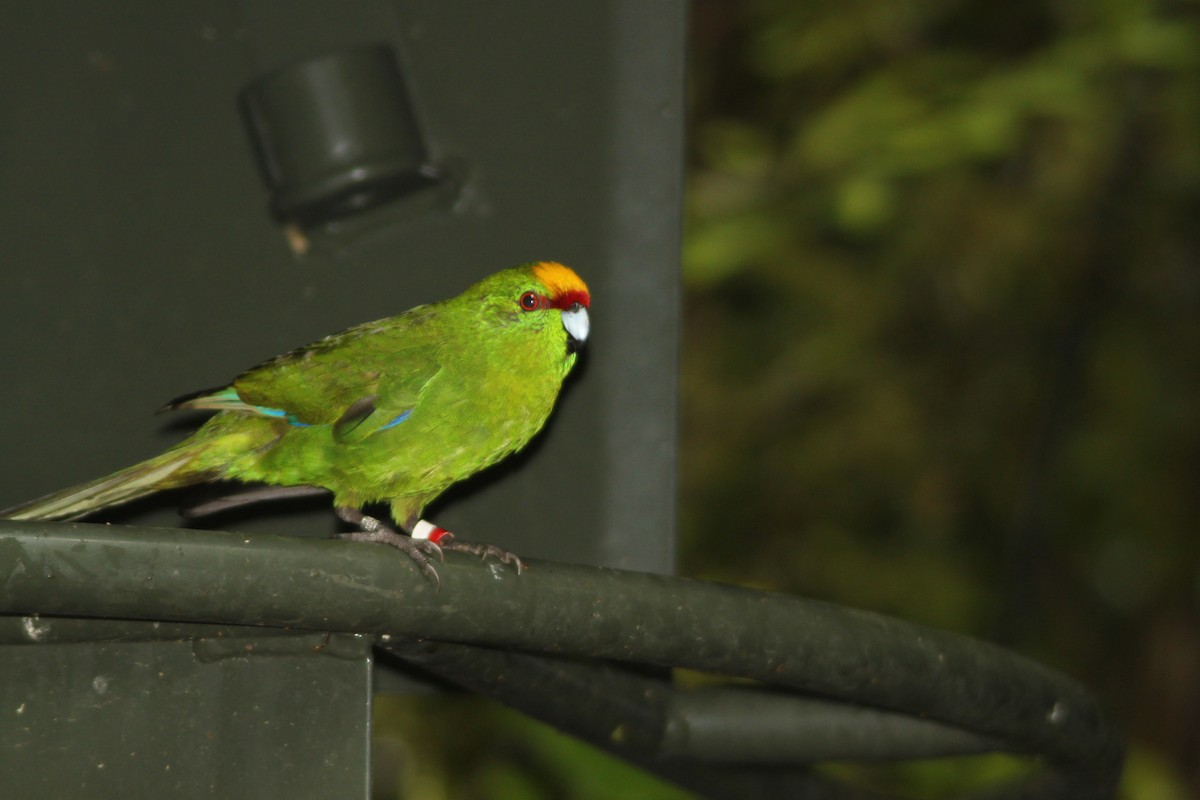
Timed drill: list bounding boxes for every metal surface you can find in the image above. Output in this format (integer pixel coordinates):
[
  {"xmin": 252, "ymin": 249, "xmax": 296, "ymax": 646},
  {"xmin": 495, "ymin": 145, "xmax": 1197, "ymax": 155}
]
[
  {"xmin": 0, "ymin": 0, "xmax": 682, "ymax": 573},
  {"xmin": 0, "ymin": 5, "xmax": 682, "ymax": 792},
  {"xmin": 240, "ymin": 43, "xmax": 438, "ymax": 225},
  {"xmin": 0, "ymin": 629, "xmax": 372, "ymax": 799},
  {"xmin": 0, "ymin": 521, "xmax": 1123, "ymax": 798}
]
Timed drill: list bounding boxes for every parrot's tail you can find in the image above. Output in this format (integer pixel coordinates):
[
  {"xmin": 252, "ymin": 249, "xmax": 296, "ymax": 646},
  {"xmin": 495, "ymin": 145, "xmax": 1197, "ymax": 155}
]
[{"xmin": 0, "ymin": 448, "xmax": 205, "ymax": 521}]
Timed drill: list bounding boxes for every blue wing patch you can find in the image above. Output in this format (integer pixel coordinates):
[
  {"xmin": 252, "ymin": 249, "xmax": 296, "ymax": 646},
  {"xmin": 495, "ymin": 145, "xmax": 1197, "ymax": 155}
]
[
  {"xmin": 378, "ymin": 409, "xmax": 412, "ymax": 431},
  {"xmin": 250, "ymin": 404, "xmax": 311, "ymax": 427}
]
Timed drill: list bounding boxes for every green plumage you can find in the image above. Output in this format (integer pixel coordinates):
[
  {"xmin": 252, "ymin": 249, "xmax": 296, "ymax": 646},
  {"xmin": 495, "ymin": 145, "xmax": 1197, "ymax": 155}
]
[{"xmin": 3, "ymin": 262, "xmax": 590, "ymax": 538}]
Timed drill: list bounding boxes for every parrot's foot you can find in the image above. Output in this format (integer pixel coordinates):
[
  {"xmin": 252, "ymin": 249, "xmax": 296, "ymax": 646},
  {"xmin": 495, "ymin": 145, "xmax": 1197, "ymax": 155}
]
[
  {"xmin": 335, "ymin": 508, "xmax": 445, "ymax": 589},
  {"xmin": 412, "ymin": 520, "xmax": 524, "ymax": 575}
]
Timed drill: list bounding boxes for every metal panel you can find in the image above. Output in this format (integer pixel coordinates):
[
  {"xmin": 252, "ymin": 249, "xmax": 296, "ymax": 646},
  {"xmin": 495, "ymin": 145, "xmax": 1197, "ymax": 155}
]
[
  {"xmin": 0, "ymin": 0, "xmax": 684, "ymax": 571},
  {"xmin": 0, "ymin": 2, "xmax": 684, "ymax": 794},
  {"xmin": 0, "ymin": 632, "xmax": 373, "ymax": 799}
]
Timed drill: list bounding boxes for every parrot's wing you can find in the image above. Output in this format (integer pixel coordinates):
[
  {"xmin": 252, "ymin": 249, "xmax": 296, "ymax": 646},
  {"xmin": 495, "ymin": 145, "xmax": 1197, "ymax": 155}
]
[
  {"xmin": 167, "ymin": 307, "xmax": 442, "ymax": 438},
  {"xmin": 328, "ymin": 393, "xmax": 419, "ymax": 444}
]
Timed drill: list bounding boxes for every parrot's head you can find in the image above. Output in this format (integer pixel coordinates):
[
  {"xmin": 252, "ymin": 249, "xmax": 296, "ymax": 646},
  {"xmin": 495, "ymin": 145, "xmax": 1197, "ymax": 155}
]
[
  {"xmin": 527, "ymin": 261, "xmax": 590, "ymax": 354},
  {"xmin": 469, "ymin": 262, "xmax": 591, "ymax": 363}
]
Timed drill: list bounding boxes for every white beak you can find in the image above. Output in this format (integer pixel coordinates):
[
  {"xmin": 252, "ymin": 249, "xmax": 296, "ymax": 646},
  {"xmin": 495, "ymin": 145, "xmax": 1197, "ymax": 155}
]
[{"xmin": 561, "ymin": 303, "xmax": 589, "ymax": 349}]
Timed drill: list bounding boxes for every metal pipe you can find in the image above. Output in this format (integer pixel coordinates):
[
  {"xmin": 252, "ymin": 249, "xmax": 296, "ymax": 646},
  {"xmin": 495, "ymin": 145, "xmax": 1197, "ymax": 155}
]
[{"xmin": 0, "ymin": 521, "xmax": 1122, "ymax": 796}]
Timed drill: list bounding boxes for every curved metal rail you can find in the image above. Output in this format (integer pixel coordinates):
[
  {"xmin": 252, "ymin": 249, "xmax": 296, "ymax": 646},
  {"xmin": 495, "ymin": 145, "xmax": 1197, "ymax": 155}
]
[{"xmin": 0, "ymin": 521, "xmax": 1122, "ymax": 798}]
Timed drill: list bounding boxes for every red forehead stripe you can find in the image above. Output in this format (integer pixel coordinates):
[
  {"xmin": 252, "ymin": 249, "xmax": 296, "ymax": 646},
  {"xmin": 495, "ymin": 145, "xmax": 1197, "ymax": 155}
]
[
  {"xmin": 552, "ymin": 289, "xmax": 590, "ymax": 309},
  {"xmin": 531, "ymin": 261, "xmax": 590, "ymax": 307}
]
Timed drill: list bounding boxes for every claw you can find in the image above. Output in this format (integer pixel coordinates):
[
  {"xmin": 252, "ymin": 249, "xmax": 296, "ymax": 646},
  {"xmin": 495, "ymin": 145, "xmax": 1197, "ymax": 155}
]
[
  {"xmin": 433, "ymin": 531, "xmax": 525, "ymax": 575},
  {"xmin": 335, "ymin": 508, "xmax": 446, "ymax": 589},
  {"xmin": 335, "ymin": 509, "xmax": 524, "ymax": 587}
]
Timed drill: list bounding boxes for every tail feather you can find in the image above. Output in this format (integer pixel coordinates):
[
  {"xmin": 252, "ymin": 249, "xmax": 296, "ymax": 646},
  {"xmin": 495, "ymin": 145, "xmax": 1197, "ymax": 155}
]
[{"xmin": 1, "ymin": 450, "xmax": 200, "ymax": 521}]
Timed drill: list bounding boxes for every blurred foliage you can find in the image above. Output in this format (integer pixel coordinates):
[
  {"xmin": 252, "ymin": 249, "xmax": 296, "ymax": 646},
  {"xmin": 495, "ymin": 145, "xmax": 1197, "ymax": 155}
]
[
  {"xmin": 372, "ymin": 692, "xmax": 692, "ymax": 800},
  {"xmin": 683, "ymin": 0, "xmax": 1200, "ymax": 796},
  {"xmin": 820, "ymin": 753, "xmax": 1033, "ymax": 797}
]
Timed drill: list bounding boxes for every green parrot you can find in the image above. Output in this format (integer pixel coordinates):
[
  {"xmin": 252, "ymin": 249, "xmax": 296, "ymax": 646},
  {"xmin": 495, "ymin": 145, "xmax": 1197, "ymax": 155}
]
[{"xmin": 1, "ymin": 261, "xmax": 591, "ymax": 585}]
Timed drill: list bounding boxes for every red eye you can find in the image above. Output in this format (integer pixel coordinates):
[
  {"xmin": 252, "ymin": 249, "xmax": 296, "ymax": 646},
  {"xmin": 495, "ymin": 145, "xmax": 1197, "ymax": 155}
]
[{"xmin": 519, "ymin": 291, "xmax": 540, "ymax": 311}]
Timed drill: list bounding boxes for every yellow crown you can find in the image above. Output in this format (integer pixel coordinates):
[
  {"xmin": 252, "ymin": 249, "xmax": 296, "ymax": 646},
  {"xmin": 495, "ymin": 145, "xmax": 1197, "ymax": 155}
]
[{"xmin": 532, "ymin": 261, "xmax": 590, "ymax": 306}]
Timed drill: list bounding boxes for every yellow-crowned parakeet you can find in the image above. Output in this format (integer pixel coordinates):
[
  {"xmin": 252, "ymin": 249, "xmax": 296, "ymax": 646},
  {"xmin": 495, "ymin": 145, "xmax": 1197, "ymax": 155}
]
[{"xmin": 2, "ymin": 261, "xmax": 591, "ymax": 584}]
